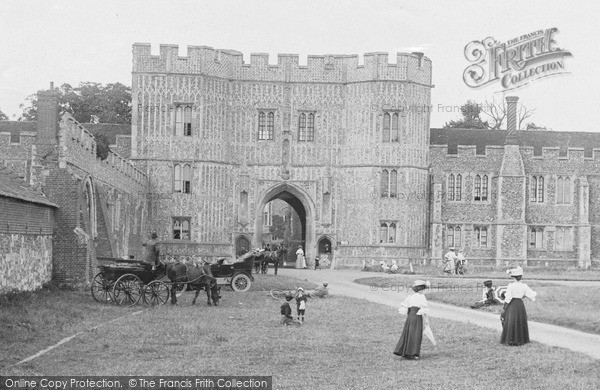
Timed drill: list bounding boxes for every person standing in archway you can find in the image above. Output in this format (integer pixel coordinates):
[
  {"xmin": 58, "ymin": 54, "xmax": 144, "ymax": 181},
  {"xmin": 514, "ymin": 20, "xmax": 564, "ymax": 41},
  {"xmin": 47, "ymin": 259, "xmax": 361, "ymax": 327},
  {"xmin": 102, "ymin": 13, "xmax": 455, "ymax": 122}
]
[{"xmin": 296, "ymin": 245, "xmax": 306, "ymax": 269}]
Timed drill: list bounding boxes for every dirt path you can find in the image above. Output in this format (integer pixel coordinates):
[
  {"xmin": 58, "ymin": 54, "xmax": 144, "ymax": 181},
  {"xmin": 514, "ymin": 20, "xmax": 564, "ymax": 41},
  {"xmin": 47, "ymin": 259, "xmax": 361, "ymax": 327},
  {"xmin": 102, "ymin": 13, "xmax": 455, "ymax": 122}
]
[{"xmin": 279, "ymin": 268, "xmax": 600, "ymax": 360}]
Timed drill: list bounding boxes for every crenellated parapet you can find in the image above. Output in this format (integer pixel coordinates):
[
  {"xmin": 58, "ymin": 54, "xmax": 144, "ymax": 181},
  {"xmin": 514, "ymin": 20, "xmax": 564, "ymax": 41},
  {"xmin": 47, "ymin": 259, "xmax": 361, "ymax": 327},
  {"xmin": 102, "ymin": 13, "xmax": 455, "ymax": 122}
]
[
  {"xmin": 59, "ymin": 114, "xmax": 147, "ymax": 187},
  {"xmin": 132, "ymin": 43, "xmax": 432, "ymax": 85}
]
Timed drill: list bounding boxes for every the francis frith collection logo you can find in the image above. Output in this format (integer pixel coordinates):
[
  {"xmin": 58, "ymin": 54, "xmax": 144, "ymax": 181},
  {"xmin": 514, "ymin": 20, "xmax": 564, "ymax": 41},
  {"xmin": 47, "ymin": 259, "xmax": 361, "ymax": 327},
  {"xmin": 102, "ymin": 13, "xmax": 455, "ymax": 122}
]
[{"xmin": 463, "ymin": 28, "xmax": 572, "ymax": 91}]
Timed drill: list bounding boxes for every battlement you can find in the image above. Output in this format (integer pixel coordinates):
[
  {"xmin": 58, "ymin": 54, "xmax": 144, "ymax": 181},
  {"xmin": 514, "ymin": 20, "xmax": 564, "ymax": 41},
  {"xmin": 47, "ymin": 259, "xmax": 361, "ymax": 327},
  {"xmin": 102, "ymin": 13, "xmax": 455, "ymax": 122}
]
[
  {"xmin": 132, "ymin": 43, "xmax": 432, "ymax": 85},
  {"xmin": 60, "ymin": 114, "xmax": 147, "ymax": 186}
]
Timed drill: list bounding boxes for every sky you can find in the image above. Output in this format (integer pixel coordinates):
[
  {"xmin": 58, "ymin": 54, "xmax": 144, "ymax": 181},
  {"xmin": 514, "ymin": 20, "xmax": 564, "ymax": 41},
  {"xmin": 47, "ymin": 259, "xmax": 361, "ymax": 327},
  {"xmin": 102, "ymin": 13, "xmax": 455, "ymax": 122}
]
[{"xmin": 1, "ymin": 0, "xmax": 599, "ymax": 131}]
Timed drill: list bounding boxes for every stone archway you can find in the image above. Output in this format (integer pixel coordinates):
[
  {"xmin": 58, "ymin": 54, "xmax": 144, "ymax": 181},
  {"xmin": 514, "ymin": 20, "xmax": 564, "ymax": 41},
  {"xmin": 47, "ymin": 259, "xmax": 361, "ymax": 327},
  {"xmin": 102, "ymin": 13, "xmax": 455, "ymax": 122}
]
[{"xmin": 253, "ymin": 183, "xmax": 317, "ymax": 265}]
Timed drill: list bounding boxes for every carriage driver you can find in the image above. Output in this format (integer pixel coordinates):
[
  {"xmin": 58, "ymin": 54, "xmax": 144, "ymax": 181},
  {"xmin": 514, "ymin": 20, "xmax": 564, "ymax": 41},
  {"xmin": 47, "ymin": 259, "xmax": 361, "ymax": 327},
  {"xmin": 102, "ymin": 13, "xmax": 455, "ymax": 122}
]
[{"xmin": 142, "ymin": 232, "xmax": 160, "ymax": 270}]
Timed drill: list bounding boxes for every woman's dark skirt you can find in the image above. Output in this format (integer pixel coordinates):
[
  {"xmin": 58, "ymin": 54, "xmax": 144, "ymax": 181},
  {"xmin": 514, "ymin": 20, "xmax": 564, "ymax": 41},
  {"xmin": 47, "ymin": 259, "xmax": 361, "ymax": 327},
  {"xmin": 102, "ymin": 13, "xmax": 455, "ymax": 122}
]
[
  {"xmin": 500, "ymin": 298, "xmax": 530, "ymax": 346},
  {"xmin": 393, "ymin": 307, "xmax": 423, "ymax": 357}
]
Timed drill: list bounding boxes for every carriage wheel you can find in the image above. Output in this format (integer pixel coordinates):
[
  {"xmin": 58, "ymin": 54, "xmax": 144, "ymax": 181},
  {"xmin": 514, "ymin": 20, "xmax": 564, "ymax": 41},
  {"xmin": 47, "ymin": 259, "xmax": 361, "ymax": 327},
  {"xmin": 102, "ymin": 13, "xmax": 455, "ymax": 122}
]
[
  {"xmin": 112, "ymin": 274, "xmax": 143, "ymax": 306},
  {"xmin": 231, "ymin": 273, "xmax": 251, "ymax": 292},
  {"xmin": 91, "ymin": 272, "xmax": 113, "ymax": 303},
  {"xmin": 143, "ymin": 281, "xmax": 170, "ymax": 307}
]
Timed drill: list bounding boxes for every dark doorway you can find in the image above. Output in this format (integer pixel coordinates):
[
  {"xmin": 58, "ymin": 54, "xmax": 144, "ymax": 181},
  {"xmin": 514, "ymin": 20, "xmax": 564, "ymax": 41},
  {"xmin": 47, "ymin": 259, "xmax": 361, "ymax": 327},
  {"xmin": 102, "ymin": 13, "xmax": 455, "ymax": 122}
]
[
  {"xmin": 318, "ymin": 237, "xmax": 333, "ymax": 268},
  {"xmin": 235, "ymin": 236, "xmax": 250, "ymax": 256}
]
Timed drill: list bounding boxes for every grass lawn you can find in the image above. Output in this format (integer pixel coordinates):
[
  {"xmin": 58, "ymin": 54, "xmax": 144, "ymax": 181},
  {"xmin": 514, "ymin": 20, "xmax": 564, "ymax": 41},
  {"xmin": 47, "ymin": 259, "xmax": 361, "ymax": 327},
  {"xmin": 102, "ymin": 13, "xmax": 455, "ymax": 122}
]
[
  {"xmin": 356, "ymin": 276, "xmax": 600, "ymax": 335},
  {"xmin": 1, "ymin": 274, "xmax": 599, "ymax": 389}
]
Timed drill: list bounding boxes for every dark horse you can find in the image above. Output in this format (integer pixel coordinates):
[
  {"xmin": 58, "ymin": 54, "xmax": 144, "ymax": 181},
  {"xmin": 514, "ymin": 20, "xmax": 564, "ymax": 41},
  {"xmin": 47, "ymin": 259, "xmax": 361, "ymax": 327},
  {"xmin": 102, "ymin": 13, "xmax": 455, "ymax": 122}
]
[
  {"xmin": 254, "ymin": 247, "xmax": 286, "ymax": 275},
  {"xmin": 166, "ymin": 262, "xmax": 219, "ymax": 306}
]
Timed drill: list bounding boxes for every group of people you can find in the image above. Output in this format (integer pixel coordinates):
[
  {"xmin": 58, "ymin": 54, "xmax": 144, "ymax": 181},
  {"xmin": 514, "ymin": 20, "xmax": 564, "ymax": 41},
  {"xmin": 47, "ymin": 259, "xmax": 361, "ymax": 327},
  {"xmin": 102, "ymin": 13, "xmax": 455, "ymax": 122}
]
[
  {"xmin": 279, "ymin": 282, "xmax": 329, "ymax": 326},
  {"xmin": 380, "ymin": 260, "xmax": 399, "ymax": 273},
  {"xmin": 393, "ymin": 266, "xmax": 537, "ymax": 360},
  {"xmin": 443, "ymin": 247, "xmax": 466, "ymax": 274}
]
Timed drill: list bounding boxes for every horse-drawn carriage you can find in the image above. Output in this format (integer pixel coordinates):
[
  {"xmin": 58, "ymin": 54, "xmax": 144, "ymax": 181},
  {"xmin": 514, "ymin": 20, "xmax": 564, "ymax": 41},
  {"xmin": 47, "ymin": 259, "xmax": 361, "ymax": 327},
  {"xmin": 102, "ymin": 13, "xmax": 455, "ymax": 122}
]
[
  {"xmin": 252, "ymin": 247, "xmax": 285, "ymax": 274},
  {"xmin": 91, "ymin": 253, "xmax": 256, "ymax": 306},
  {"xmin": 90, "ymin": 257, "xmax": 171, "ymax": 306}
]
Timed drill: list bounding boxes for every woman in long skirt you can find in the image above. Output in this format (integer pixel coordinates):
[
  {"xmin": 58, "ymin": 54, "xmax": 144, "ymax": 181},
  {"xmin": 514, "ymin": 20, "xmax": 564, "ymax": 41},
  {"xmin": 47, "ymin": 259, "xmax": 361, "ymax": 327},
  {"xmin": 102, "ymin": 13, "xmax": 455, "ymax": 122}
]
[
  {"xmin": 394, "ymin": 280, "xmax": 430, "ymax": 359},
  {"xmin": 500, "ymin": 266, "xmax": 537, "ymax": 346},
  {"xmin": 295, "ymin": 245, "xmax": 306, "ymax": 269}
]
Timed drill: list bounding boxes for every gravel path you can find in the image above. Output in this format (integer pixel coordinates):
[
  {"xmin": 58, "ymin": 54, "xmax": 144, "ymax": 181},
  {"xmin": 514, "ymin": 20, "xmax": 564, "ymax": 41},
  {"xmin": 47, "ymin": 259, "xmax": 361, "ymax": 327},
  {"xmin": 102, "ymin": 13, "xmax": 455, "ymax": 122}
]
[{"xmin": 279, "ymin": 268, "xmax": 600, "ymax": 360}]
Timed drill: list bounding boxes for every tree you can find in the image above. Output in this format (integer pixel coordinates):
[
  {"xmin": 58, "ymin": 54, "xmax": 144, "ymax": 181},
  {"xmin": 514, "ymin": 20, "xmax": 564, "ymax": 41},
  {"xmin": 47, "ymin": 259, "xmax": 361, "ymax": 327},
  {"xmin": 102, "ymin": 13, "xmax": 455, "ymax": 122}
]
[
  {"xmin": 93, "ymin": 131, "xmax": 111, "ymax": 160},
  {"xmin": 19, "ymin": 82, "xmax": 131, "ymax": 123},
  {"xmin": 0, "ymin": 108, "xmax": 8, "ymax": 121},
  {"xmin": 444, "ymin": 98, "xmax": 535, "ymax": 130},
  {"xmin": 443, "ymin": 100, "xmax": 489, "ymax": 129},
  {"xmin": 480, "ymin": 96, "xmax": 535, "ymax": 130}
]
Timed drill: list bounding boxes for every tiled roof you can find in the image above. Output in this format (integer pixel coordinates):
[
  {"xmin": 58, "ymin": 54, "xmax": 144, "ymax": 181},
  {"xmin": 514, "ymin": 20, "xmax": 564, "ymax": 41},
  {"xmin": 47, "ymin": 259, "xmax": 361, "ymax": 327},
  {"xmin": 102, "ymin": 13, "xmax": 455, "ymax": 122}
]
[
  {"xmin": 0, "ymin": 165, "xmax": 57, "ymax": 208},
  {"xmin": 430, "ymin": 128, "xmax": 600, "ymax": 155},
  {"xmin": 83, "ymin": 123, "xmax": 131, "ymax": 144},
  {"xmin": 0, "ymin": 121, "xmax": 37, "ymax": 142}
]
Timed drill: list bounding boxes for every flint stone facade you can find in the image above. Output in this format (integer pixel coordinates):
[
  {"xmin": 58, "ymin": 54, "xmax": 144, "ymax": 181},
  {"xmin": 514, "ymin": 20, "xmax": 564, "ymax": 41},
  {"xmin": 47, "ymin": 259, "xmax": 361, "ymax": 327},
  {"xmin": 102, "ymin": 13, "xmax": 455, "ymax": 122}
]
[{"xmin": 131, "ymin": 44, "xmax": 433, "ymax": 267}]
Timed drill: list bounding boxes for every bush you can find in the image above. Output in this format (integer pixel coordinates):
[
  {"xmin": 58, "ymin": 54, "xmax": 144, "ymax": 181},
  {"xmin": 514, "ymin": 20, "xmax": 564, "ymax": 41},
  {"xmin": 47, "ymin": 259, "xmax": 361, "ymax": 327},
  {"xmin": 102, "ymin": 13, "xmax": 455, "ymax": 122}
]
[{"xmin": 93, "ymin": 132, "xmax": 111, "ymax": 160}]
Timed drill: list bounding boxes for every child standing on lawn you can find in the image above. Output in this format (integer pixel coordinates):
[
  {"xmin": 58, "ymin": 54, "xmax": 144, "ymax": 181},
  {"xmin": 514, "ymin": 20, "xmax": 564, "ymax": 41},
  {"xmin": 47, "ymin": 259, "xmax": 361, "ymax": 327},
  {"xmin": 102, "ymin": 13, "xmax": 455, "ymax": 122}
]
[{"xmin": 296, "ymin": 287, "xmax": 308, "ymax": 322}]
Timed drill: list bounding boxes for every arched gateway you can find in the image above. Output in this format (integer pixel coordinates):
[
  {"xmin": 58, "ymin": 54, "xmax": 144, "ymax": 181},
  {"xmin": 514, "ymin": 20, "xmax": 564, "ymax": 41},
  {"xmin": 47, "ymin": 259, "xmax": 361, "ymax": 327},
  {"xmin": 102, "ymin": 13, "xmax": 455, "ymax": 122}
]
[{"xmin": 253, "ymin": 183, "xmax": 317, "ymax": 264}]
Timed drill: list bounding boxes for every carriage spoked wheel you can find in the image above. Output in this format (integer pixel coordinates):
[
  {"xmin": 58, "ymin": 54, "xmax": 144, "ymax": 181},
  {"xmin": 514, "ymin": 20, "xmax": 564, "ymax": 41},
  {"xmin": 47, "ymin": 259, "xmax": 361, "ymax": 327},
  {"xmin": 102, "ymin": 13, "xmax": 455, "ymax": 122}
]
[
  {"xmin": 112, "ymin": 274, "xmax": 144, "ymax": 306},
  {"xmin": 260, "ymin": 263, "xmax": 269, "ymax": 275},
  {"xmin": 231, "ymin": 273, "xmax": 252, "ymax": 292},
  {"xmin": 91, "ymin": 272, "xmax": 113, "ymax": 303},
  {"xmin": 143, "ymin": 281, "xmax": 170, "ymax": 307}
]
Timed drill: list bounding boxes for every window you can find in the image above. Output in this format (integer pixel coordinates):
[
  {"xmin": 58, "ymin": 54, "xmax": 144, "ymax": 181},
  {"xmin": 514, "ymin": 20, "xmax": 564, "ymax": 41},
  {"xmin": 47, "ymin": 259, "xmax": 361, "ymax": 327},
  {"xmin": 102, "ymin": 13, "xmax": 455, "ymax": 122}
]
[
  {"xmin": 379, "ymin": 221, "xmax": 397, "ymax": 244},
  {"xmin": 382, "ymin": 112, "xmax": 400, "ymax": 142},
  {"xmin": 298, "ymin": 113, "xmax": 315, "ymax": 141},
  {"xmin": 528, "ymin": 227, "xmax": 544, "ymax": 249},
  {"xmin": 173, "ymin": 164, "xmax": 191, "ymax": 193},
  {"xmin": 530, "ymin": 175, "xmax": 544, "ymax": 202},
  {"xmin": 258, "ymin": 111, "xmax": 275, "ymax": 140},
  {"xmin": 263, "ymin": 202, "xmax": 272, "ymax": 226},
  {"xmin": 447, "ymin": 174, "xmax": 462, "ymax": 201},
  {"xmin": 474, "ymin": 174, "xmax": 488, "ymax": 201},
  {"xmin": 555, "ymin": 227, "xmax": 573, "ymax": 251},
  {"xmin": 556, "ymin": 176, "xmax": 571, "ymax": 204},
  {"xmin": 380, "ymin": 169, "xmax": 398, "ymax": 197},
  {"xmin": 175, "ymin": 105, "xmax": 193, "ymax": 136},
  {"xmin": 447, "ymin": 226, "xmax": 462, "ymax": 247},
  {"xmin": 473, "ymin": 226, "xmax": 488, "ymax": 247},
  {"xmin": 173, "ymin": 217, "xmax": 191, "ymax": 240}
]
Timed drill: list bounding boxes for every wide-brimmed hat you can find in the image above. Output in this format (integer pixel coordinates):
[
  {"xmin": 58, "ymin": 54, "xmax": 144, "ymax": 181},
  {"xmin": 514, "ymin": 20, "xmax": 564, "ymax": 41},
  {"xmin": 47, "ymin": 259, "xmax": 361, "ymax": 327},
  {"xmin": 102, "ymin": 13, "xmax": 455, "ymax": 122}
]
[
  {"xmin": 413, "ymin": 280, "xmax": 431, "ymax": 288},
  {"xmin": 323, "ymin": 282, "xmax": 328, "ymax": 286},
  {"xmin": 297, "ymin": 287, "xmax": 304, "ymax": 291},
  {"xmin": 506, "ymin": 266, "xmax": 523, "ymax": 277},
  {"xmin": 483, "ymin": 280, "xmax": 493, "ymax": 287}
]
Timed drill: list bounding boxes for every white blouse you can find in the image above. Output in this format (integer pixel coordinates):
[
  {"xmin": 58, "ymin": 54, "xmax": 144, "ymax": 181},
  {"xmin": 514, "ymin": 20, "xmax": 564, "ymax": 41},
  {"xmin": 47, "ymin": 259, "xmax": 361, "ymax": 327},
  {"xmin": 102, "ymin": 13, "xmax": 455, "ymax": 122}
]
[
  {"xmin": 505, "ymin": 281, "xmax": 537, "ymax": 303},
  {"xmin": 400, "ymin": 292, "xmax": 429, "ymax": 315}
]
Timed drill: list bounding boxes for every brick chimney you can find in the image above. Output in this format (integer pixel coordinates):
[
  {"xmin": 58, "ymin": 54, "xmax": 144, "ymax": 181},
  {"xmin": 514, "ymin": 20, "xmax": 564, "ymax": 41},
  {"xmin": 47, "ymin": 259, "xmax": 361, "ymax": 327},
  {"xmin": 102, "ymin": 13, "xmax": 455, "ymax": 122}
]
[
  {"xmin": 505, "ymin": 96, "xmax": 519, "ymax": 145},
  {"xmin": 36, "ymin": 82, "xmax": 60, "ymax": 144}
]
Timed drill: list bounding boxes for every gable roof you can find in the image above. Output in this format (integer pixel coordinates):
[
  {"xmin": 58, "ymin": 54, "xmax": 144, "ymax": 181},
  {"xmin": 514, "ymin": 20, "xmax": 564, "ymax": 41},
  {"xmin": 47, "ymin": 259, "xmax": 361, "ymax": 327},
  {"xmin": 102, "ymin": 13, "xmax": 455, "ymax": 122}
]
[{"xmin": 0, "ymin": 165, "xmax": 58, "ymax": 208}]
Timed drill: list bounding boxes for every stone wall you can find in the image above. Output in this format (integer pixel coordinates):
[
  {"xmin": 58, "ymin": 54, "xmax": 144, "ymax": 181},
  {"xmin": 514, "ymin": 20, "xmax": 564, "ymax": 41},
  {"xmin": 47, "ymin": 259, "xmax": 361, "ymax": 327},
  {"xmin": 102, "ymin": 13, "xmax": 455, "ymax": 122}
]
[
  {"xmin": 131, "ymin": 45, "xmax": 432, "ymax": 268},
  {"xmin": 430, "ymin": 138, "xmax": 599, "ymax": 267},
  {"xmin": 0, "ymin": 233, "xmax": 52, "ymax": 292}
]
